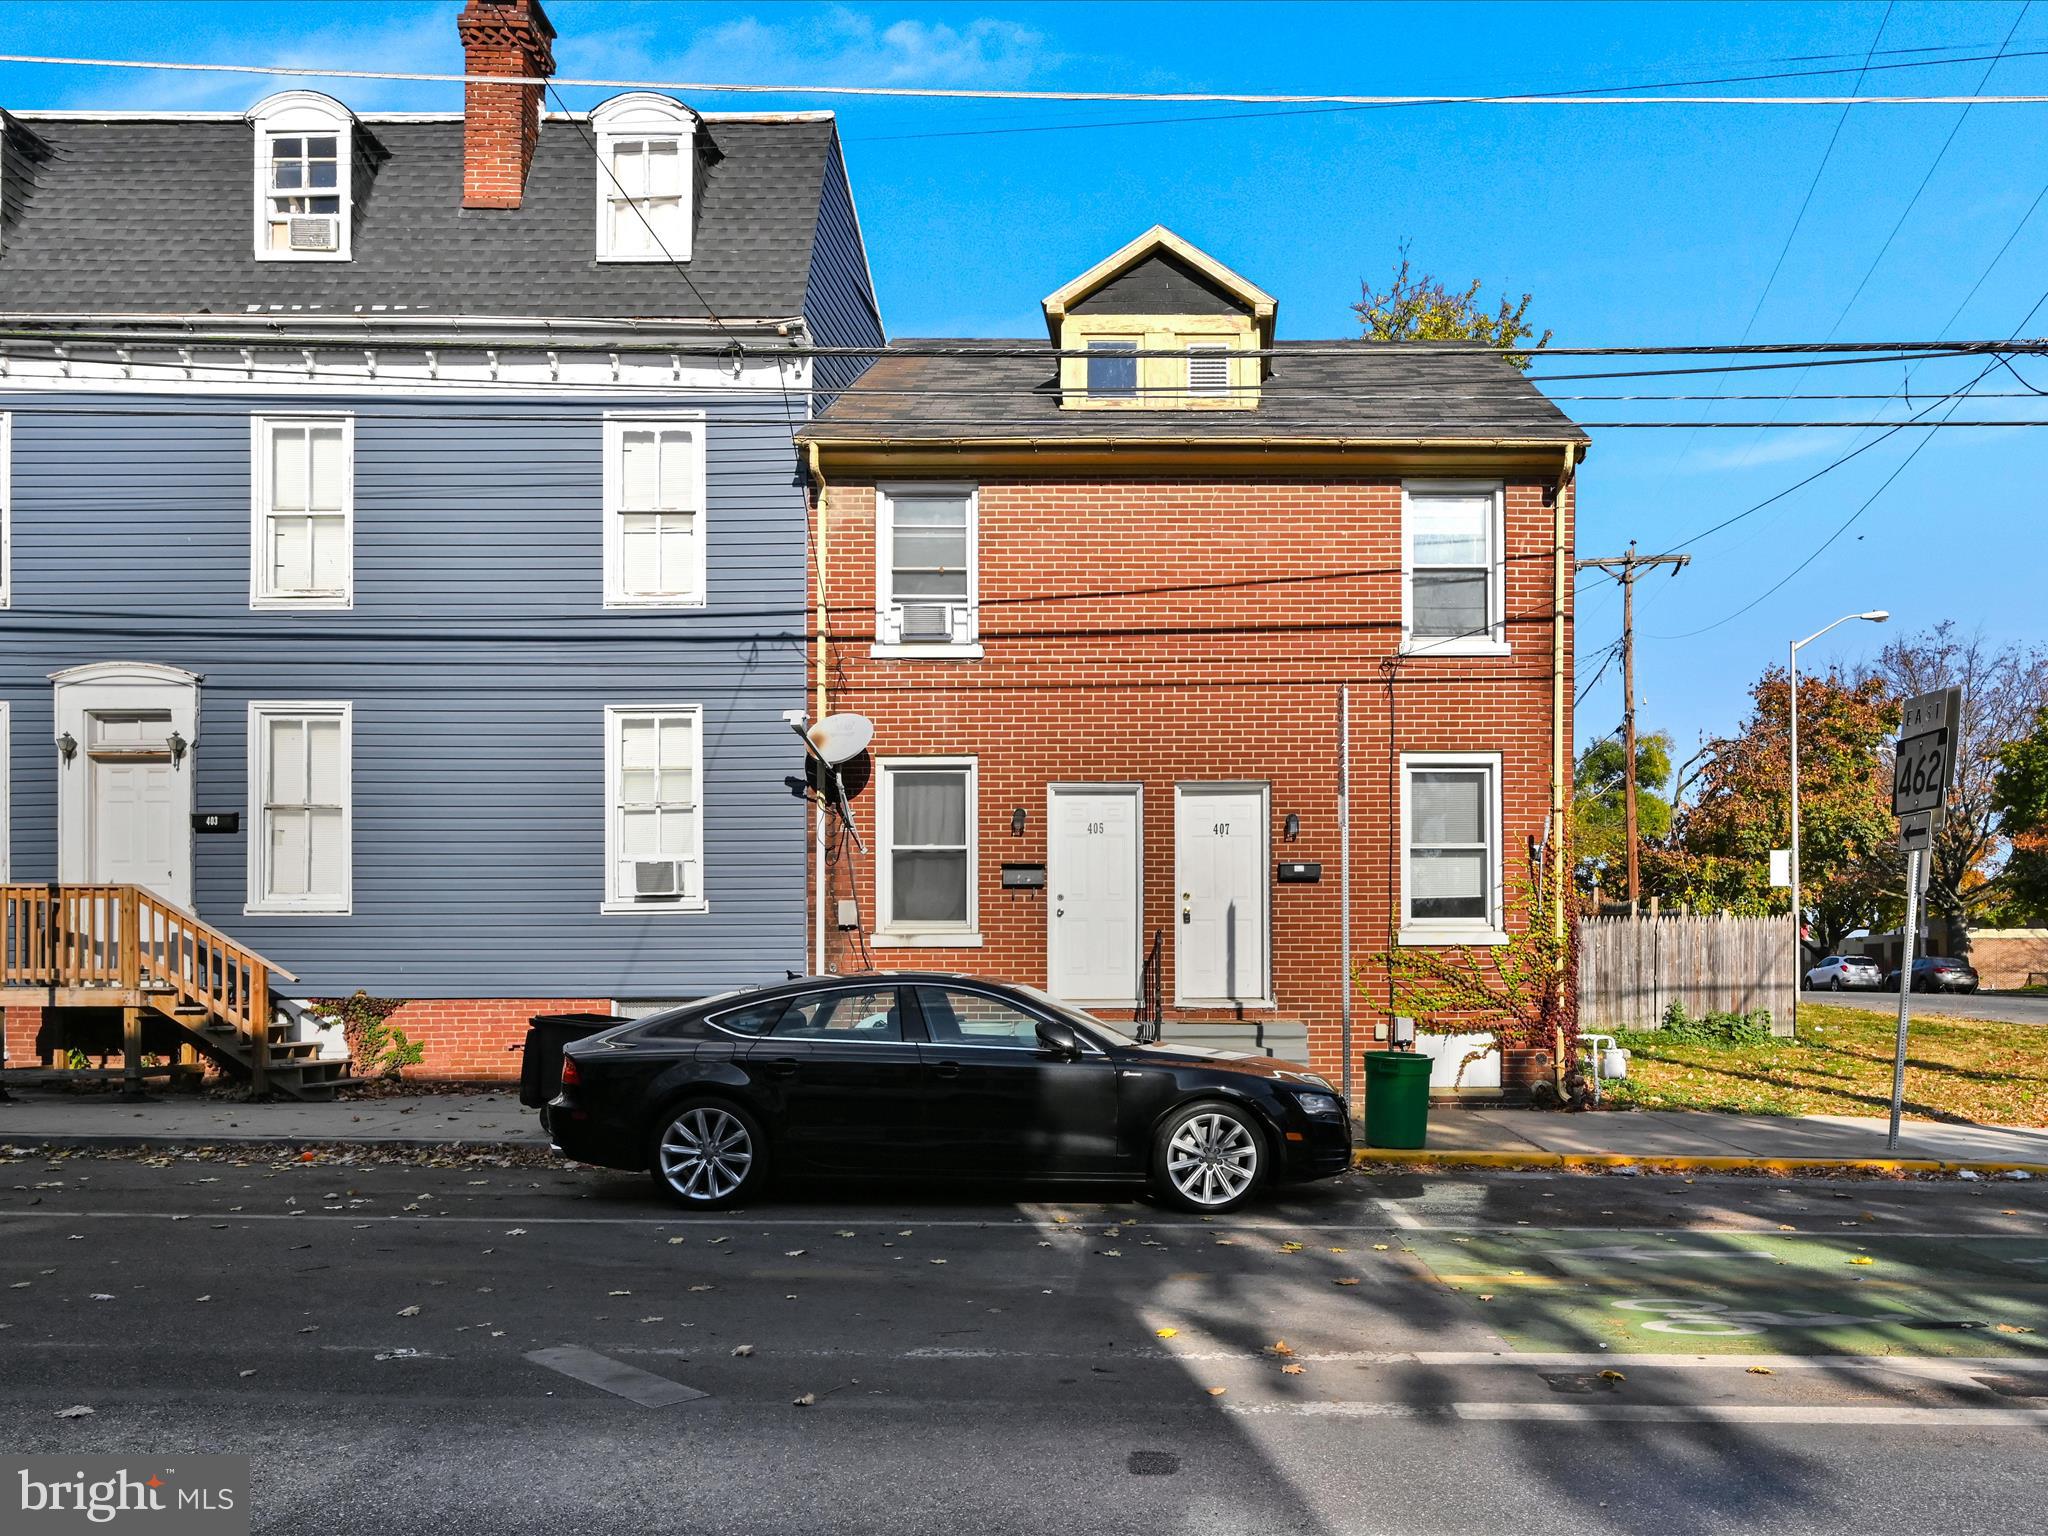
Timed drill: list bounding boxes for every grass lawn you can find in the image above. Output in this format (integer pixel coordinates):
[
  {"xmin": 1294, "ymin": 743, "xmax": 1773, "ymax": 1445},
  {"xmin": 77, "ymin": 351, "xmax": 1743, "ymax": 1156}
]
[{"xmin": 1602, "ymin": 1003, "xmax": 2048, "ymax": 1126}]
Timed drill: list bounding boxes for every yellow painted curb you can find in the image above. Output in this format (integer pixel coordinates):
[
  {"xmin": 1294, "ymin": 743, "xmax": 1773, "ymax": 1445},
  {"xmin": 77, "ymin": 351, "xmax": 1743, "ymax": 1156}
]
[{"xmin": 1351, "ymin": 1148, "xmax": 2048, "ymax": 1177}]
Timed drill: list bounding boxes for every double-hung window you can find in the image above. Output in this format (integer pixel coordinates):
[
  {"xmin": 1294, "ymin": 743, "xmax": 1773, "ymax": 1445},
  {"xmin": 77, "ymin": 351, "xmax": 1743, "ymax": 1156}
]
[
  {"xmin": 1086, "ymin": 340, "xmax": 1140, "ymax": 399},
  {"xmin": 876, "ymin": 758, "xmax": 978, "ymax": 943},
  {"xmin": 1399, "ymin": 752, "xmax": 1504, "ymax": 945},
  {"xmin": 247, "ymin": 703, "xmax": 352, "ymax": 914},
  {"xmin": 247, "ymin": 93, "xmax": 353, "ymax": 260},
  {"xmin": 875, "ymin": 484, "xmax": 977, "ymax": 654},
  {"xmin": 605, "ymin": 706, "xmax": 705, "ymax": 912},
  {"xmin": 604, "ymin": 417, "xmax": 706, "ymax": 606},
  {"xmin": 1403, "ymin": 481, "xmax": 1505, "ymax": 654},
  {"xmin": 251, "ymin": 415, "xmax": 352, "ymax": 608},
  {"xmin": 591, "ymin": 94, "xmax": 696, "ymax": 261}
]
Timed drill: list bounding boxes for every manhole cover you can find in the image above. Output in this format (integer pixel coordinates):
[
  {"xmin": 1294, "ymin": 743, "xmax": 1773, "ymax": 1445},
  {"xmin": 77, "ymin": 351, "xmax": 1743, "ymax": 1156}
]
[{"xmin": 1127, "ymin": 1451, "xmax": 1180, "ymax": 1476}]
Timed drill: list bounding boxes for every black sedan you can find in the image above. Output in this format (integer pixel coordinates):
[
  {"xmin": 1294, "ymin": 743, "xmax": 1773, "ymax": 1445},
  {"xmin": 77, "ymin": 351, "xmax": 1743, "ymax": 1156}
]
[
  {"xmin": 1883, "ymin": 956, "xmax": 1981, "ymax": 994},
  {"xmin": 527, "ymin": 973, "xmax": 1352, "ymax": 1213}
]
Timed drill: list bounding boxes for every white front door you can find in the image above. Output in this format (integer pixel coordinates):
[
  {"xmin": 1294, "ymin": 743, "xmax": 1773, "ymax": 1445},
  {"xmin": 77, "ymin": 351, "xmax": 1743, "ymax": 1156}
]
[
  {"xmin": 1175, "ymin": 784, "xmax": 1268, "ymax": 1005},
  {"xmin": 87, "ymin": 712, "xmax": 190, "ymax": 905},
  {"xmin": 1047, "ymin": 785, "xmax": 1142, "ymax": 1004}
]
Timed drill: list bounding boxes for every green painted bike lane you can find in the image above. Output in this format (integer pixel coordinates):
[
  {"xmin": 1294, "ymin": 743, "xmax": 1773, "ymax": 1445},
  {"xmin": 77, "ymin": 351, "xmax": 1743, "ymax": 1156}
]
[{"xmin": 1402, "ymin": 1229, "xmax": 2048, "ymax": 1357}]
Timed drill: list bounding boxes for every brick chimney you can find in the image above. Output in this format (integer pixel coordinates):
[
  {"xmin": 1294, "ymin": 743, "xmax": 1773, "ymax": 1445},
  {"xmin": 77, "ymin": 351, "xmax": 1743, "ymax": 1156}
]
[{"xmin": 457, "ymin": 0, "xmax": 556, "ymax": 209}]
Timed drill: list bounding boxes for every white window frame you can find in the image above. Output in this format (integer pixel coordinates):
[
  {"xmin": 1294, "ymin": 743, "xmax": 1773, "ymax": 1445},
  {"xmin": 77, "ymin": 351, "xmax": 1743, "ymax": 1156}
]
[
  {"xmin": 1398, "ymin": 750, "xmax": 1507, "ymax": 947},
  {"xmin": 0, "ymin": 411, "xmax": 11, "ymax": 610},
  {"xmin": 0, "ymin": 700, "xmax": 10, "ymax": 881},
  {"xmin": 872, "ymin": 482, "xmax": 981, "ymax": 660},
  {"xmin": 603, "ymin": 704, "xmax": 708, "ymax": 915},
  {"xmin": 591, "ymin": 93, "xmax": 697, "ymax": 263},
  {"xmin": 249, "ymin": 412, "xmax": 354, "ymax": 610},
  {"xmin": 245, "ymin": 700, "xmax": 353, "ymax": 916},
  {"xmin": 602, "ymin": 413, "xmax": 708, "ymax": 608},
  {"xmin": 1401, "ymin": 479, "xmax": 1508, "ymax": 657},
  {"xmin": 246, "ymin": 91, "xmax": 353, "ymax": 263},
  {"xmin": 873, "ymin": 755, "xmax": 982, "ymax": 947}
]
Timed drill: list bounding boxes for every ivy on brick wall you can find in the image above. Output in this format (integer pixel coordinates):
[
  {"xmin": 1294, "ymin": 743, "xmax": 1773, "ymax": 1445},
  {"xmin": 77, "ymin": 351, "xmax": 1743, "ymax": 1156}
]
[{"xmin": 310, "ymin": 991, "xmax": 422, "ymax": 1079}]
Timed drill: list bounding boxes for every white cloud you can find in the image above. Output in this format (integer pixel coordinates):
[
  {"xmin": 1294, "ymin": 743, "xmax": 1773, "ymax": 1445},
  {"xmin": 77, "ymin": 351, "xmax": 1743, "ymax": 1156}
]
[
  {"xmin": 558, "ymin": 6, "xmax": 1054, "ymax": 95},
  {"xmin": 1680, "ymin": 429, "xmax": 1860, "ymax": 474}
]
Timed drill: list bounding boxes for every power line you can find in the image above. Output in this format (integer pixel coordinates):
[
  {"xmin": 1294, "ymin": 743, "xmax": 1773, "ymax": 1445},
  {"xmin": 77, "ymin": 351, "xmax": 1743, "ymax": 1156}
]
[{"xmin": 7, "ymin": 51, "xmax": 2048, "ymax": 107}]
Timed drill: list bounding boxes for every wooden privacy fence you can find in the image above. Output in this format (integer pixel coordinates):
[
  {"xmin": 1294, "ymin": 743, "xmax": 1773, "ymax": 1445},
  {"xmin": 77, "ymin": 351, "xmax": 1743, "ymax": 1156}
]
[{"xmin": 1577, "ymin": 914, "xmax": 1796, "ymax": 1035}]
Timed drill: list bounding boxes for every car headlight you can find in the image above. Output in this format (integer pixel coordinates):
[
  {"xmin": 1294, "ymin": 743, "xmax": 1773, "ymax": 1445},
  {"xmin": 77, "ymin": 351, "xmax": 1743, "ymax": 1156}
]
[{"xmin": 1293, "ymin": 1091, "xmax": 1344, "ymax": 1118}]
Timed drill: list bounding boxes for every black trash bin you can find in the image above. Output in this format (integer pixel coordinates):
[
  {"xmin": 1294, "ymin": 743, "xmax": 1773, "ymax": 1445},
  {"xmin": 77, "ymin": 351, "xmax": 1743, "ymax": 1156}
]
[{"xmin": 518, "ymin": 1013, "xmax": 619, "ymax": 1108}]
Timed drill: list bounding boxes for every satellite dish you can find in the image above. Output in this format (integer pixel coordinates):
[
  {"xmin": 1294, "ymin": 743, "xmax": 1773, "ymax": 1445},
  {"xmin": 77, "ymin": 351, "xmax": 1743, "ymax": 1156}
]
[{"xmin": 805, "ymin": 713, "xmax": 874, "ymax": 767}]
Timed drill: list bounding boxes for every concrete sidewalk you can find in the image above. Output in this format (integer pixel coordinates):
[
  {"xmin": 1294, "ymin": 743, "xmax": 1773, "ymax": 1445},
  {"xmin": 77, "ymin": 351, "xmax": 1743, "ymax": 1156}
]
[
  {"xmin": 1, "ymin": 1086, "xmax": 2045, "ymax": 1169},
  {"xmin": 0, "ymin": 1088, "xmax": 546, "ymax": 1148},
  {"xmin": 1408, "ymin": 1106, "xmax": 2048, "ymax": 1168}
]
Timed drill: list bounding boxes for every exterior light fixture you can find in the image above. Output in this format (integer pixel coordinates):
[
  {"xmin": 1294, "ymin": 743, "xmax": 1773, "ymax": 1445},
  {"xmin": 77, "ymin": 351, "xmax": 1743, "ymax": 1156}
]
[
  {"xmin": 1283, "ymin": 812, "xmax": 1301, "ymax": 843},
  {"xmin": 168, "ymin": 731, "xmax": 188, "ymax": 764},
  {"xmin": 1010, "ymin": 808, "xmax": 1027, "ymax": 837},
  {"xmin": 56, "ymin": 732, "xmax": 77, "ymax": 764}
]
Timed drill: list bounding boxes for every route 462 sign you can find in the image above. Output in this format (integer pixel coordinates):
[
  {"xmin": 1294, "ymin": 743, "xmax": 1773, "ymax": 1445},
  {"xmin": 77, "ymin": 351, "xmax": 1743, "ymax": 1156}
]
[{"xmin": 1892, "ymin": 685, "xmax": 1962, "ymax": 817}]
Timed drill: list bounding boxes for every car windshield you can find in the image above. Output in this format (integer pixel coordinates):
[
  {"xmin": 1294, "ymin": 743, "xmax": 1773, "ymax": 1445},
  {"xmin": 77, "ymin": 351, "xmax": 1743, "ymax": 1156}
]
[{"xmin": 1009, "ymin": 984, "xmax": 1139, "ymax": 1047}]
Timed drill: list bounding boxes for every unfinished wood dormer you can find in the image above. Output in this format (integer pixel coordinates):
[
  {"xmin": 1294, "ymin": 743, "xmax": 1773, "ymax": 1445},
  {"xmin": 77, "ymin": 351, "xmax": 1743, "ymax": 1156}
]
[{"xmin": 1043, "ymin": 226, "xmax": 1276, "ymax": 410}]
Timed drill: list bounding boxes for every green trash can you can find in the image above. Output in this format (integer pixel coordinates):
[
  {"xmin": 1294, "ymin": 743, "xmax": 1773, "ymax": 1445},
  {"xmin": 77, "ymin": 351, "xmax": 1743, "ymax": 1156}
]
[{"xmin": 1362, "ymin": 1050, "xmax": 1433, "ymax": 1149}]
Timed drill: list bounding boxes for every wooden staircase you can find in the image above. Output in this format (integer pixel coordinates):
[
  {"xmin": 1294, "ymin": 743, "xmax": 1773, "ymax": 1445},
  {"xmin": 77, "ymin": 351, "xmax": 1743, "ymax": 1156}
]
[{"xmin": 0, "ymin": 883, "xmax": 349, "ymax": 1100}]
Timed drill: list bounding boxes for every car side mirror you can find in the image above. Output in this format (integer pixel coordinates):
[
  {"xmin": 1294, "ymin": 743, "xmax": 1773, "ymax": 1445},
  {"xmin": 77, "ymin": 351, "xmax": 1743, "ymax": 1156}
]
[{"xmin": 1034, "ymin": 1019, "xmax": 1081, "ymax": 1059}]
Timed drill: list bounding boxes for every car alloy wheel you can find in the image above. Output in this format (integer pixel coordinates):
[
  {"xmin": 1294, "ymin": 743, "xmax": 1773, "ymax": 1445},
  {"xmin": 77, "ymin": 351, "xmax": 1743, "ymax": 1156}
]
[
  {"xmin": 1162, "ymin": 1107, "xmax": 1262, "ymax": 1210},
  {"xmin": 654, "ymin": 1103, "xmax": 757, "ymax": 1206}
]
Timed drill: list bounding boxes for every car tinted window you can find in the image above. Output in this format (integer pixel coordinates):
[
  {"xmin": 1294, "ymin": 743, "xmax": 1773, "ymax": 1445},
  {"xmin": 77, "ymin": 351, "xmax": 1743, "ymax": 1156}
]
[
  {"xmin": 772, "ymin": 987, "xmax": 904, "ymax": 1042},
  {"xmin": 917, "ymin": 988, "xmax": 1042, "ymax": 1047},
  {"xmin": 704, "ymin": 999, "xmax": 791, "ymax": 1038}
]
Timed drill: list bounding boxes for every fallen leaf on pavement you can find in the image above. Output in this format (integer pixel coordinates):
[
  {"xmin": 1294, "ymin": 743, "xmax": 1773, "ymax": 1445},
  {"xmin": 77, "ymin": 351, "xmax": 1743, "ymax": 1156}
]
[
  {"xmin": 1777, "ymin": 1225, "xmax": 1797, "ymax": 1232},
  {"xmin": 1096, "ymin": 1249, "xmax": 1122, "ymax": 1258},
  {"xmin": 238, "ymin": 1370, "xmax": 257, "ymax": 1378},
  {"xmin": 732, "ymin": 1344, "xmax": 755, "ymax": 1357},
  {"xmin": 1747, "ymin": 1366, "xmax": 1774, "ymax": 1375},
  {"xmin": 793, "ymin": 1393, "xmax": 816, "ymax": 1407},
  {"xmin": 688, "ymin": 1284, "xmax": 715, "ymax": 1292},
  {"xmin": 505, "ymin": 1229, "xmax": 527, "ymax": 1237},
  {"xmin": 1156, "ymin": 1328, "xmax": 1179, "ymax": 1339},
  {"xmin": 1334, "ymin": 1278, "xmax": 1360, "ymax": 1287},
  {"xmin": 396, "ymin": 1305, "xmax": 421, "ymax": 1317},
  {"xmin": 1478, "ymin": 1294, "xmax": 1494, "ymax": 1302},
  {"xmin": 1373, "ymin": 1244, "xmax": 1390, "ymax": 1251},
  {"xmin": 1267, "ymin": 1340, "xmax": 1295, "ymax": 1357},
  {"xmin": 1599, "ymin": 1370, "xmax": 1625, "ymax": 1382},
  {"xmin": 608, "ymin": 1290, "xmax": 633, "ymax": 1297},
  {"xmin": 929, "ymin": 1258, "xmax": 948, "ymax": 1265},
  {"xmin": 668, "ymin": 1237, "xmax": 687, "ymax": 1246},
  {"xmin": 1205, "ymin": 1386, "xmax": 1227, "ymax": 1397},
  {"xmin": 1849, "ymin": 1257, "xmax": 1875, "ymax": 1266},
  {"xmin": 785, "ymin": 1250, "xmax": 807, "ymax": 1258},
  {"xmin": 1281, "ymin": 1364, "xmax": 1305, "ymax": 1376},
  {"xmin": 836, "ymin": 1231, "xmax": 856, "ymax": 1238},
  {"xmin": 1994, "ymin": 1324, "xmax": 2035, "ymax": 1334},
  {"xmin": 54, "ymin": 1405, "xmax": 94, "ymax": 1419},
  {"xmin": 1279, "ymin": 1241, "xmax": 1304, "ymax": 1254}
]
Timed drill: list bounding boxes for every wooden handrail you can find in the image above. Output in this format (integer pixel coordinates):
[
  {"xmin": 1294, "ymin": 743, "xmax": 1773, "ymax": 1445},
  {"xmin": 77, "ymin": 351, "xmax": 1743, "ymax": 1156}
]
[{"xmin": 0, "ymin": 885, "xmax": 282, "ymax": 1075}]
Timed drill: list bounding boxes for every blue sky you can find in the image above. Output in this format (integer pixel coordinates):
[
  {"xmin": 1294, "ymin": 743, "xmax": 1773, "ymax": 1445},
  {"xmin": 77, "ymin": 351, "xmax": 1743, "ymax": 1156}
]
[{"xmin": 5, "ymin": 0, "xmax": 2046, "ymax": 763}]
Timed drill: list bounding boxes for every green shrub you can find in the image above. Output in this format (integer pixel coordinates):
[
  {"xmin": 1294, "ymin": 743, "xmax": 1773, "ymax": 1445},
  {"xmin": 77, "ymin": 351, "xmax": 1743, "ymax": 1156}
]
[{"xmin": 1619, "ymin": 1000, "xmax": 1776, "ymax": 1049}]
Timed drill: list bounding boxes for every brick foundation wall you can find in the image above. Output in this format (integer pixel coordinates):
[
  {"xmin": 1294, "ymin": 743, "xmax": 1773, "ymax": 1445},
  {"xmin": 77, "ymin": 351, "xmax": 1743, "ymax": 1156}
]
[
  {"xmin": 812, "ymin": 474, "xmax": 1574, "ymax": 1086},
  {"xmin": 4, "ymin": 1006, "xmax": 45, "ymax": 1069},
  {"xmin": 379, "ymin": 997, "xmax": 611, "ymax": 1081}
]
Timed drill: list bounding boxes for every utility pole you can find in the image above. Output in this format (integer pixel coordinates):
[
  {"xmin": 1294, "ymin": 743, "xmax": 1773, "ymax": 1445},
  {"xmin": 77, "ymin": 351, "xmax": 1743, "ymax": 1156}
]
[{"xmin": 1577, "ymin": 544, "xmax": 1690, "ymax": 908}]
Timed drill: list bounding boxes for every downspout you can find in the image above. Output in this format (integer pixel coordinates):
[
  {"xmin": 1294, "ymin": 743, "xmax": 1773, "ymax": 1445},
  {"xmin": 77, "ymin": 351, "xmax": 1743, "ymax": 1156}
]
[
  {"xmin": 1552, "ymin": 447, "xmax": 1575, "ymax": 1087},
  {"xmin": 809, "ymin": 441, "xmax": 830, "ymax": 977}
]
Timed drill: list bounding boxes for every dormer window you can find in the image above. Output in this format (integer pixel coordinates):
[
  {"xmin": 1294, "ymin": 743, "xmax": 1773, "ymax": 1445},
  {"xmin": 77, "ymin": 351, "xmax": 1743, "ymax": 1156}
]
[
  {"xmin": 246, "ymin": 91, "xmax": 353, "ymax": 262},
  {"xmin": 590, "ymin": 93, "xmax": 696, "ymax": 263},
  {"xmin": 1086, "ymin": 341, "xmax": 1139, "ymax": 399}
]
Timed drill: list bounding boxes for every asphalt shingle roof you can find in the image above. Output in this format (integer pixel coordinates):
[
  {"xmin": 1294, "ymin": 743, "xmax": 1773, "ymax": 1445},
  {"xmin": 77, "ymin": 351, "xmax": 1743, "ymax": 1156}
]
[
  {"xmin": 0, "ymin": 114, "xmax": 836, "ymax": 319},
  {"xmin": 798, "ymin": 339, "xmax": 1587, "ymax": 444}
]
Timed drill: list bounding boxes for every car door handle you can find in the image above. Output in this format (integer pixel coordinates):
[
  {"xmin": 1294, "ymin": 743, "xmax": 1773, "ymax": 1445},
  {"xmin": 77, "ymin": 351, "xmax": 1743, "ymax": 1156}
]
[
  {"xmin": 930, "ymin": 1060, "xmax": 962, "ymax": 1079},
  {"xmin": 761, "ymin": 1057, "xmax": 800, "ymax": 1078}
]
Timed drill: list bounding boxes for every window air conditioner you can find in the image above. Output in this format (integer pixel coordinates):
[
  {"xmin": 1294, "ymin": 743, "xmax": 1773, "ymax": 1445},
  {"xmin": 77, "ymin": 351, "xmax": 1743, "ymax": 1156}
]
[
  {"xmin": 889, "ymin": 603, "xmax": 974, "ymax": 644},
  {"xmin": 630, "ymin": 859, "xmax": 690, "ymax": 899},
  {"xmin": 288, "ymin": 216, "xmax": 340, "ymax": 252}
]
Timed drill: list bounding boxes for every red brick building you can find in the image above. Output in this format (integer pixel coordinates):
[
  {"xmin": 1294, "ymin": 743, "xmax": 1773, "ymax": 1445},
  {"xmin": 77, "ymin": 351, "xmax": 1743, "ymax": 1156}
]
[{"xmin": 795, "ymin": 228, "xmax": 1587, "ymax": 1093}]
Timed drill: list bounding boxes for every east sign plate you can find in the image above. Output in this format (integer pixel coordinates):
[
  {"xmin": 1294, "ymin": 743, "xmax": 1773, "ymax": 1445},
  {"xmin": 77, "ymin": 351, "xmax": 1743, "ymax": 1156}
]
[{"xmin": 1892, "ymin": 686, "xmax": 1962, "ymax": 817}]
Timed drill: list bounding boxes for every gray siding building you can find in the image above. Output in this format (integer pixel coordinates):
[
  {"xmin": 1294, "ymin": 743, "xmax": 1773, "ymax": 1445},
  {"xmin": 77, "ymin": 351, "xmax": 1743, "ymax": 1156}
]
[{"xmin": 0, "ymin": 0, "xmax": 883, "ymax": 1079}]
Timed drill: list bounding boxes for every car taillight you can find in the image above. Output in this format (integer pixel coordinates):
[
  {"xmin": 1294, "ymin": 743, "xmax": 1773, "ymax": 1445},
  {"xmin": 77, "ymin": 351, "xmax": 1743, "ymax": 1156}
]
[{"xmin": 559, "ymin": 1055, "xmax": 581, "ymax": 1088}]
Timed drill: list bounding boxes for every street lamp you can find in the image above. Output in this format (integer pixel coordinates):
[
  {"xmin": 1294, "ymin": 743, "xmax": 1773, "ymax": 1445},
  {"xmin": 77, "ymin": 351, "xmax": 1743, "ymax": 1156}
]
[{"xmin": 1789, "ymin": 609, "xmax": 1889, "ymax": 1032}]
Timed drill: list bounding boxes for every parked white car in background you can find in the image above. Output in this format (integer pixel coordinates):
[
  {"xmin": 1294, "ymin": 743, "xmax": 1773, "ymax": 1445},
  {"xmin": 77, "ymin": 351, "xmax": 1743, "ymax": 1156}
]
[{"xmin": 1805, "ymin": 954, "xmax": 1884, "ymax": 990}]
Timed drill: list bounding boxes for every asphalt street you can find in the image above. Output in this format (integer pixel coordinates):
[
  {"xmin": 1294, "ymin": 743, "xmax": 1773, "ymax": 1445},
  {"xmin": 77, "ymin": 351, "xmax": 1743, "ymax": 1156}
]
[
  {"xmin": 1801, "ymin": 987, "xmax": 2048, "ymax": 1026},
  {"xmin": 5, "ymin": 1153, "xmax": 2048, "ymax": 1535}
]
